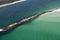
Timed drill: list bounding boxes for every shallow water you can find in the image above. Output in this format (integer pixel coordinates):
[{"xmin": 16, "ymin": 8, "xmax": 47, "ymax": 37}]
[{"xmin": 0, "ymin": 0, "xmax": 60, "ymax": 40}]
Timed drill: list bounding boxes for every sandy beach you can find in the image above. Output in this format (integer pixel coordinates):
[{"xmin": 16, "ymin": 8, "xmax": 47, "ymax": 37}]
[{"xmin": 0, "ymin": 0, "xmax": 26, "ymax": 7}]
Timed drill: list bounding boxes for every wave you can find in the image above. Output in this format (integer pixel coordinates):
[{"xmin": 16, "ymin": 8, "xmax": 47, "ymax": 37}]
[{"xmin": 0, "ymin": 0, "xmax": 26, "ymax": 7}]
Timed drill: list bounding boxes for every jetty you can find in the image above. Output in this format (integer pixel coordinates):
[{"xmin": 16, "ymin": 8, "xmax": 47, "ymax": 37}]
[
  {"xmin": 0, "ymin": 13, "xmax": 42, "ymax": 32},
  {"xmin": 0, "ymin": 0, "xmax": 19, "ymax": 5},
  {"xmin": 0, "ymin": 8, "xmax": 60, "ymax": 32}
]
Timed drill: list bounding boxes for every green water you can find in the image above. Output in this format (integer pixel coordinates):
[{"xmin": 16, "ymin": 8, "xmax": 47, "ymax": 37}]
[
  {"xmin": 1, "ymin": 0, "xmax": 60, "ymax": 40},
  {"xmin": 1, "ymin": 10, "xmax": 60, "ymax": 40}
]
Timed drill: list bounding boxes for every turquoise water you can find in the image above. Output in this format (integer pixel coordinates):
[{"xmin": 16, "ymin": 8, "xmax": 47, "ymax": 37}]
[{"xmin": 0, "ymin": 0, "xmax": 60, "ymax": 40}]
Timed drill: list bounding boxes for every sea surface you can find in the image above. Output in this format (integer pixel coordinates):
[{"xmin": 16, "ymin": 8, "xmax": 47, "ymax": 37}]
[{"xmin": 0, "ymin": 0, "xmax": 60, "ymax": 40}]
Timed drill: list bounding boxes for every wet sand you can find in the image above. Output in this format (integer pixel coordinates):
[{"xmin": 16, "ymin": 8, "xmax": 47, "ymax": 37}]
[
  {"xmin": 0, "ymin": 0, "xmax": 19, "ymax": 5},
  {"xmin": 0, "ymin": 0, "xmax": 26, "ymax": 7}
]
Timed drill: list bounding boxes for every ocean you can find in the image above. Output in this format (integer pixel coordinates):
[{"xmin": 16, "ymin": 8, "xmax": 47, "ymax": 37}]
[{"xmin": 0, "ymin": 0, "xmax": 60, "ymax": 40}]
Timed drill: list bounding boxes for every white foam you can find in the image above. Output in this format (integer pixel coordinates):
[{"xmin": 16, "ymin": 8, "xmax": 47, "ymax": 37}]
[
  {"xmin": 53, "ymin": 9, "xmax": 60, "ymax": 12},
  {"xmin": 38, "ymin": 8, "xmax": 60, "ymax": 22},
  {"xmin": 0, "ymin": 29, "xmax": 4, "ymax": 32},
  {"xmin": 0, "ymin": 0, "xmax": 26, "ymax": 7},
  {"xmin": 8, "ymin": 23, "xmax": 17, "ymax": 27}
]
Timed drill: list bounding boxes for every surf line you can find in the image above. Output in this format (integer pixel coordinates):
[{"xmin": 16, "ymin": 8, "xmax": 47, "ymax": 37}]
[
  {"xmin": 0, "ymin": 13, "xmax": 41, "ymax": 32},
  {"xmin": 0, "ymin": 8, "xmax": 60, "ymax": 32},
  {"xmin": 0, "ymin": 0, "xmax": 26, "ymax": 7}
]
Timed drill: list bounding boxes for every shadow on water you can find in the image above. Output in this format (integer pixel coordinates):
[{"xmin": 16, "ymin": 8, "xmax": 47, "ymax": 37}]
[
  {"xmin": 0, "ymin": 14, "xmax": 40, "ymax": 36},
  {"xmin": 0, "ymin": 22, "xmax": 25, "ymax": 36},
  {"xmin": 0, "ymin": 20, "xmax": 32, "ymax": 36},
  {"xmin": 0, "ymin": 29, "xmax": 13, "ymax": 36}
]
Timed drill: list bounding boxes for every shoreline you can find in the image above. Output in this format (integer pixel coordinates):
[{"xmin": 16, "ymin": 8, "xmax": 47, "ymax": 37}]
[
  {"xmin": 0, "ymin": 8, "xmax": 60, "ymax": 32},
  {"xmin": 0, "ymin": 0, "xmax": 19, "ymax": 5},
  {"xmin": 0, "ymin": 0, "xmax": 26, "ymax": 7}
]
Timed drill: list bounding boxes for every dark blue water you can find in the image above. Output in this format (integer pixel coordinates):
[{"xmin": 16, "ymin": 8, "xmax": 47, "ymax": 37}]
[
  {"xmin": 0, "ymin": 0, "xmax": 53, "ymax": 27},
  {"xmin": 1, "ymin": 0, "xmax": 60, "ymax": 40}
]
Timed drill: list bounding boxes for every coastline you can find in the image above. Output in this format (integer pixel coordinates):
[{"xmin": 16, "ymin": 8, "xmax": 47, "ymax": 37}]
[
  {"xmin": 0, "ymin": 0, "xmax": 60, "ymax": 40},
  {"xmin": 0, "ymin": 0, "xmax": 26, "ymax": 7},
  {"xmin": 0, "ymin": 8, "xmax": 60, "ymax": 32},
  {"xmin": 0, "ymin": 0, "xmax": 19, "ymax": 5}
]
